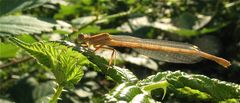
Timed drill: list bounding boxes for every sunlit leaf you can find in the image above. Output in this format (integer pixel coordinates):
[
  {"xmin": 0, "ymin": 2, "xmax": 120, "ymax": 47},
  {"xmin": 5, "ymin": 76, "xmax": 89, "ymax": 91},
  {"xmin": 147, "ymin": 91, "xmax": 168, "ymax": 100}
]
[
  {"xmin": 9, "ymin": 38, "xmax": 92, "ymax": 88},
  {"xmin": 105, "ymin": 82, "xmax": 159, "ymax": 103},
  {"xmin": 81, "ymin": 0, "xmax": 93, "ymax": 5},
  {"xmin": 138, "ymin": 71, "xmax": 240, "ymax": 102},
  {"xmin": 107, "ymin": 70, "xmax": 239, "ymax": 102},
  {"xmin": 73, "ymin": 45, "xmax": 138, "ymax": 83},
  {"xmin": 0, "ymin": 15, "xmax": 54, "ymax": 37},
  {"xmin": 0, "ymin": 43, "xmax": 19, "ymax": 59},
  {"xmin": 0, "ymin": 35, "xmax": 36, "ymax": 59},
  {"xmin": 130, "ymin": 94, "xmax": 154, "ymax": 103},
  {"xmin": 54, "ymin": 4, "xmax": 80, "ymax": 19},
  {"xmin": 78, "ymin": 25, "xmax": 101, "ymax": 34}
]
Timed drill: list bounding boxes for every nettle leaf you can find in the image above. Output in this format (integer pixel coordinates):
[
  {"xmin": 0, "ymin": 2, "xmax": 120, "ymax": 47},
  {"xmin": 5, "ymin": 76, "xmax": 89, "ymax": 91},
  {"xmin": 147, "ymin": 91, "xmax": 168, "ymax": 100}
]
[
  {"xmin": 0, "ymin": 15, "xmax": 54, "ymax": 37},
  {"xmin": 58, "ymin": 41, "xmax": 138, "ymax": 83},
  {"xmin": 9, "ymin": 37, "xmax": 91, "ymax": 88},
  {"xmin": 107, "ymin": 70, "xmax": 239, "ymax": 102},
  {"xmin": 105, "ymin": 83, "xmax": 158, "ymax": 103},
  {"xmin": 138, "ymin": 71, "xmax": 240, "ymax": 102},
  {"xmin": 76, "ymin": 46, "xmax": 138, "ymax": 83},
  {"xmin": 0, "ymin": 42, "xmax": 19, "ymax": 59},
  {"xmin": 0, "ymin": 34, "xmax": 37, "ymax": 59},
  {"xmin": 0, "ymin": 0, "xmax": 49, "ymax": 16}
]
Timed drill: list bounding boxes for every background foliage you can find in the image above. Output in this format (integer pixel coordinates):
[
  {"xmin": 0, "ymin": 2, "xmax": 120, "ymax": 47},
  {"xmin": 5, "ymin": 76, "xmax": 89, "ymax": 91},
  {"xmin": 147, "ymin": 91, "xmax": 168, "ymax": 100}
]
[{"xmin": 0, "ymin": 0, "xmax": 239, "ymax": 103}]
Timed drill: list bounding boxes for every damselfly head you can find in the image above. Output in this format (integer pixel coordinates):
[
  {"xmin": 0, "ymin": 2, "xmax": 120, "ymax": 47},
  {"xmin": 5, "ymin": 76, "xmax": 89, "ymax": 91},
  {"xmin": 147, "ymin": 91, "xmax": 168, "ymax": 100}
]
[
  {"xmin": 78, "ymin": 34, "xmax": 91, "ymax": 41},
  {"xmin": 77, "ymin": 34, "xmax": 91, "ymax": 46}
]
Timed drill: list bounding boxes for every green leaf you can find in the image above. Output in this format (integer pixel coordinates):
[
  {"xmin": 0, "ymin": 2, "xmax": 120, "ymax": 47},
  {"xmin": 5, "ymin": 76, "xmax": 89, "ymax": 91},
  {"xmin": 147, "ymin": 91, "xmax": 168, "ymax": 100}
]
[
  {"xmin": 142, "ymin": 81, "xmax": 169, "ymax": 100},
  {"xmin": 9, "ymin": 38, "xmax": 91, "ymax": 88},
  {"xmin": 130, "ymin": 94, "xmax": 154, "ymax": 103},
  {"xmin": 59, "ymin": 41, "xmax": 138, "ymax": 88},
  {"xmin": 105, "ymin": 83, "xmax": 142, "ymax": 102},
  {"xmin": 77, "ymin": 46, "xmax": 138, "ymax": 83},
  {"xmin": 112, "ymin": 66, "xmax": 139, "ymax": 83},
  {"xmin": 54, "ymin": 4, "xmax": 80, "ymax": 19},
  {"xmin": 167, "ymin": 71, "xmax": 240, "ymax": 101},
  {"xmin": 78, "ymin": 25, "xmax": 101, "ymax": 33},
  {"xmin": 127, "ymin": 0, "xmax": 136, "ymax": 4},
  {"xmin": 0, "ymin": 15, "xmax": 54, "ymax": 37},
  {"xmin": 0, "ymin": 34, "xmax": 36, "ymax": 59},
  {"xmin": 0, "ymin": 43, "xmax": 19, "ymax": 59},
  {"xmin": 116, "ymin": 86, "xmax": 143, "ymax": 101},
  {"xmin": 81, "ymin": 0, "xmax": 93, "ymax": 5},
  {"xmin": 17, "ymin": 34, "xmax": 37, "ymax": 43},
  {"xmin": 105, "ymin": 83, "xmax": 158, "ymax": 103},
  {"xmin": 0, "ymin": 0, "xmax": 50, "ymax": 16},
  {"xmin": 138, "ymin": 71, "xmax": 240, "ymax": 102},
  {"xmin": 104, "ymin": 68, "xmax": 239, "ymax": 102},
  {"xmin": 58, "ymin": 41, "xmax": 138, "ymax": 83},
  {"xmin": 176, "ymin": 87, "xmax": 212, "ymax": 100}
]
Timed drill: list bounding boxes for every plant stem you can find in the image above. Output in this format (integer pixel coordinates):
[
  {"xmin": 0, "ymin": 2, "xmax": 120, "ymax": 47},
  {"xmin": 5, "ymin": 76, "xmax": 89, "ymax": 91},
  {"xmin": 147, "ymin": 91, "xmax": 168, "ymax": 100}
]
[
  {"xmin": 80, "ymin": 7, "xmax": 139, "ymax": 31},
  {"xmin": 142, "ymin": 81, "xmax": 169, "ymax": 91},
  {"xmin": 99, "ymin": 8, "xmax": 134, "ymax": 21},
  {"xmin": 142, "ymin": 80, "xmax": 169, "ymax": 100},
  {"xmin": 49, "ymin": 85, "xmax": 64, "ymax": 103},
  {"xmin": 0, "ymin": 56, "xmax": 33, "ymax": 69}
]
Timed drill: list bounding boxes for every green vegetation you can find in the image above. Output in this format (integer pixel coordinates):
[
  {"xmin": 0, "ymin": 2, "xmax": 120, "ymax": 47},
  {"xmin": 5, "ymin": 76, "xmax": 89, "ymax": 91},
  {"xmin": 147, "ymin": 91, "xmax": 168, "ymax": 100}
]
[{"xmin": 0, "ymin": 0, "xmax": 239, "ymax": 103}]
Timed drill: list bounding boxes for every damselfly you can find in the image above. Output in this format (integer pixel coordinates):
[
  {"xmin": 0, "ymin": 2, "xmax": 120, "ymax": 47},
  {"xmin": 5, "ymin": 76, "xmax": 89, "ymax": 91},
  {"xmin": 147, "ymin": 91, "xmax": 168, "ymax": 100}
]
[{"xmin": 78, "ymin": 33, "xmax": 231, "ymax": 68}]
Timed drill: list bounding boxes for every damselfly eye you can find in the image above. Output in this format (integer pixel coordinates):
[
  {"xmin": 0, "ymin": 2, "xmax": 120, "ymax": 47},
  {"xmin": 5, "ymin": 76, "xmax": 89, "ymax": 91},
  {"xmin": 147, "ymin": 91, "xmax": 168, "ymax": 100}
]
[
  {"xmin": 77, "ymin": 34, "xmax": 91, "ymax": 45},
  {"xmin": 78, "ymin": 34, "xmax": 86, "ymax": 40}
]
